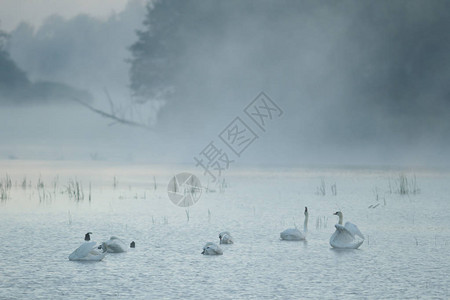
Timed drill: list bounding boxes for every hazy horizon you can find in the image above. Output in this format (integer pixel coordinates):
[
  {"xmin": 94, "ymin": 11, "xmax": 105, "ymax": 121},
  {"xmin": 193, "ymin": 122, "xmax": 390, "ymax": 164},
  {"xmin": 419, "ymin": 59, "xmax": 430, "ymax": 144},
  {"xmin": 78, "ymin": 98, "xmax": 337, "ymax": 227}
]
[{"xmin": 1, "ymin": 0, "xmax": 449, "ymax": 168}]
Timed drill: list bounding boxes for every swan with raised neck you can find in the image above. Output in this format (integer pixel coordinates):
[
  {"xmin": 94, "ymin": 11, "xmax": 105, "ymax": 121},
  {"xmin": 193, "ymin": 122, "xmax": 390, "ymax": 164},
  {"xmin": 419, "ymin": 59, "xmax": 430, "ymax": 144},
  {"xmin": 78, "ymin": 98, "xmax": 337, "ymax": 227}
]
[
  {"xmin": 303, "ymin": 207, "xmax": 309, "ymax": 232},
  {"xmin": 333, "ymin": 211, "xmax": 343, "ymax": 225}
]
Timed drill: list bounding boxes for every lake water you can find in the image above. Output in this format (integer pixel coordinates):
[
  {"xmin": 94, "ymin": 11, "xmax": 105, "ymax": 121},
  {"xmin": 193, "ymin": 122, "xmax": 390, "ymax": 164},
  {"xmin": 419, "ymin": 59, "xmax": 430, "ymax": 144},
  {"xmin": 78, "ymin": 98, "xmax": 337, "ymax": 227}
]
[{"xmin": 1, "ymin": 161, "xmax": 449, "ymax": 299}]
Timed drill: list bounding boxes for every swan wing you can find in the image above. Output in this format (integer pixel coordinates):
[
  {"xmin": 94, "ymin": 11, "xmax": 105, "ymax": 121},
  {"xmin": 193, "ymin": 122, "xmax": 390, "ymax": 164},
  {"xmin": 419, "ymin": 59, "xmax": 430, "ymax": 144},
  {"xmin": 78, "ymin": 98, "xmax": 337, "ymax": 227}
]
[
  {"xmin": 203, "ymin": 242, "xmax": 215, "ymax": 248},
  {"xmin": 330, "ymin": 224, "xmax": 364, "ymax": 249},
  {"xmin": 344, "ymin": 222, "xmax": 364, "ymax": 240},
  {"xmin": 330, "ymin": 224, "xmax": 355, "ymax": 247},
  {"xmin": 334, "ymin": 224, "xmax": 355, "ymax": 239},
  {"xmin": 105, "ymin": 238, "xmax": 127, "ymax": 253},
  {"xmin": 69, "ymin": 242, "xmax": 96, "ymax": 260},
  {"xmin": 211, "ymin": 244, "xmax": 223, "ymax": 255},
  {"xmin": 83, "ymin": 249, "xmax": 106, "ymax": 261}
]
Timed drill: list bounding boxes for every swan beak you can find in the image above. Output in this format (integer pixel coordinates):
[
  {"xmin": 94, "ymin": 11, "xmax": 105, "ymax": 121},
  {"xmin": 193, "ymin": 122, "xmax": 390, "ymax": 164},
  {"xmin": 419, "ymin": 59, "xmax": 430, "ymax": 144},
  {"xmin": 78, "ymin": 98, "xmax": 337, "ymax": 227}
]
[
  {"xmin": 201, "ymin": 250, "xmax": 205, "ymax": 254},
  {"xmin": 333, "ymin": 212, "xmax": 338, "ymax": 215}
]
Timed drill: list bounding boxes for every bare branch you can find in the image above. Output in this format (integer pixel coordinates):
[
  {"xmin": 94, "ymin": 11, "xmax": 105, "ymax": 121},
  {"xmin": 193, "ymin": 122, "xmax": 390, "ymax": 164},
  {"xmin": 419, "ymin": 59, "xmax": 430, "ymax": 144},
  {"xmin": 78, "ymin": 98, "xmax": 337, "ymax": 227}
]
[
  {"xmin": 103, "ymin": 87, "xmax": 115, "ymax": 115},
  {"xmin": 69, "ymin": 96, "xmax": 151, "ymax": 130}
]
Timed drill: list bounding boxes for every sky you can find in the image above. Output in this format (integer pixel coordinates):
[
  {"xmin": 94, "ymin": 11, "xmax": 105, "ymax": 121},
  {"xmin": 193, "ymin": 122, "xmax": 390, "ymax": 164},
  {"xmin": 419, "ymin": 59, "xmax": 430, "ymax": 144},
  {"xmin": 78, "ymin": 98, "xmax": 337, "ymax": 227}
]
[
  {"xmin": 0, "ymin": 0, "xmax": 449, "ymax": 168},
  {"xmin": 0, "ymin": 0, "xmax": 130, "ymax": 31}
]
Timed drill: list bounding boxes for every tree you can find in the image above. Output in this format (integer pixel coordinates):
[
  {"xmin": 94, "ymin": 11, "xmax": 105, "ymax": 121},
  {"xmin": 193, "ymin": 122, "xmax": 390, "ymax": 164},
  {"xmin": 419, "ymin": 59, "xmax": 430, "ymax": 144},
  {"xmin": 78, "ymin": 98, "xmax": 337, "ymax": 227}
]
[
  {"xmin": 1, "ymin": 24, "xmax": 92, "ymax": 105},
  {"xmin": 0, "ymin": 27, "xmax": 32, "ymax": 102},
  {"xmin": 128, "ymin": 1, "xmax": 188, "ymax": 103}
]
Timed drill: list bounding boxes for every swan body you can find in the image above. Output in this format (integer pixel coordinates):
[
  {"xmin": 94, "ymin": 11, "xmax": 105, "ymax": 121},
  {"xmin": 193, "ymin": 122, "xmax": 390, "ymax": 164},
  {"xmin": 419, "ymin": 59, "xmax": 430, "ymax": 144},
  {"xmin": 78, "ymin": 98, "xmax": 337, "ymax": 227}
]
[
  {"xmin": 330, "ymin": 211, "xmax": 364, "ymax": 249},
  {"xmin": 201, "ymin": 242, "xmax": 223, "ymax": 255},
  {"xmin": 280, "ymin": 207, "xmax": 308, "ymax": 241},
  {"xmin": 103, "ymin": 236, "xmax": 128, "ymax": 253},
  {"xmin": 280, "ymin": 228, "xmax": 305, "ymax": 241},
  {"xmin": 69, "ymin": 241, "xmax": 106, "ymax": 261},
  {"xmin": 219, "ymin": 231, "xmax": 234, "ymax": 244}
]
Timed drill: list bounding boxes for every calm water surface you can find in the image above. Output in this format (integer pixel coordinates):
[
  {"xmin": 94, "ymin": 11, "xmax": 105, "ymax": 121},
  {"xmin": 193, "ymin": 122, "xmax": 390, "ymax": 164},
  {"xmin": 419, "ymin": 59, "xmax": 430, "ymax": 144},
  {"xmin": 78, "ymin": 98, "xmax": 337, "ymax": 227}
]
[{"xmin": 1, "ymin": 161, "xmax": 449, "ymax": 299}]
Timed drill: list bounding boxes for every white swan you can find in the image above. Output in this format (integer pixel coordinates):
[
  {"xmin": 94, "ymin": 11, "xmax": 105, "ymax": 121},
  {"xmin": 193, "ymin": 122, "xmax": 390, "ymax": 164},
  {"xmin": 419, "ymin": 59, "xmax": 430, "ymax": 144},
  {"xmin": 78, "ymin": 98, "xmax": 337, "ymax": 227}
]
[
  {"xmin": 201, "ymin": 242, "xmax": 223, "ymax": 255},
  {"xmin": 69, "ymin": 241, "xmax": 107, "ymax": 261},
  {"xmin": 280, "ymin": 207, "xmax": 309, "ymax": 241},
  {"xmin": 330, "ymin": 211, "xmax": 364, "ymax": 249},
  {"xmin": 103, "ymin": 236, "xmax": 128, "ymax": 253},
  {"xmin": 219, "ymin": 231, "xmax": 234, "ymax": 244}
]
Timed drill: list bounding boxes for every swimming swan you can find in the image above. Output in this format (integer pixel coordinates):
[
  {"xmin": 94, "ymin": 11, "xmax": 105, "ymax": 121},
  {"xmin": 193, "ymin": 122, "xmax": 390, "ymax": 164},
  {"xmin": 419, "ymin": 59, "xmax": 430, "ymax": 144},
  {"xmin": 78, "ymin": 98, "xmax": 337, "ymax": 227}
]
[
  {"xmin": 330, "ymin": 211, "xmax": 364, "ymax": 249},
  {"xmin": 280, "ymin": 207, "xmax": 309, "ymax": 241},
  {"xmin": 69, "ymin": 241, "xmax": 106, "ymax": 261},
  {"xmin": 219, "ymin": 232, "xmax": 234, "ymax": 244},
  {"xmin": 201, "ymin": 242, "xmax": 223, "ymax": 255},
  {"xmin": 103, "ymin": 236, "xmax": 128, "ymax": 253}
]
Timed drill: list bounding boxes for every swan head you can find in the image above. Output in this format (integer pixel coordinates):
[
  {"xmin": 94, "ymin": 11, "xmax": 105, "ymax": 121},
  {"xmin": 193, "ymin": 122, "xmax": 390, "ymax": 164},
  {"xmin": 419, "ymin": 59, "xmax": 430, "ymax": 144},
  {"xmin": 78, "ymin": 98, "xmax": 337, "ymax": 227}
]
[
  {"xmin": 97, "ymin": 242, "xmax": 107, "ymax": 252},
  {"xmin": 84, "ymin": 232, "xmax": 92, "ymax": 241},
  {"xmin": 202, "ymin": 242, "xmax": 215, "ymax": 254},
  {"xmin": 202, "ymin": 245, "xmax": 213, "ymax": 255},
  {"xmin": 130, "ymin": 241, "xmax": 135, "ymax": 248},
  {"xmin": 333, "ymin": 211, "xmax": 343, "ymax": 224},
  {"xmin": 304, "ymin": 207, "xmax": 308, "ymax": 215}
]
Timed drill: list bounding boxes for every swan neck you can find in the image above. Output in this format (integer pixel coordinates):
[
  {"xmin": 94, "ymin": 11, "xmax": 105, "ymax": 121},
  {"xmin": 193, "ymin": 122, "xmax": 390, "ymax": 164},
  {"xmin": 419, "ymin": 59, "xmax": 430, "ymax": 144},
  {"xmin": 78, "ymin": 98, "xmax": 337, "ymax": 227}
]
[
  {"xmin": 338, "ymin": 214, "xmax": 343, "ymax": 225},
  {"xmin": 304, "ymin": 212, "xmax": 309, "ymax": 232}
]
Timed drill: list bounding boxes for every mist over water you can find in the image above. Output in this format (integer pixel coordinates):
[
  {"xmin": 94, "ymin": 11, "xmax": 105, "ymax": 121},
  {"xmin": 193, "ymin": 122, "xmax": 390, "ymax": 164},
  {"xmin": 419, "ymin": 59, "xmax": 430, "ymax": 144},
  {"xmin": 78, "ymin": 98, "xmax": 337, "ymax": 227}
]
[
  {"xmin": 1, "ymin": 0, "xmax": 450, "ymax": 167},
  {"xmin": 1, "ymin": 2, "xmax": 450, "ymax": 299}
]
